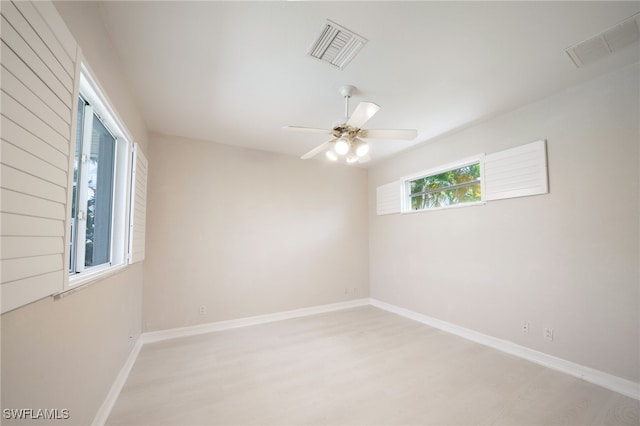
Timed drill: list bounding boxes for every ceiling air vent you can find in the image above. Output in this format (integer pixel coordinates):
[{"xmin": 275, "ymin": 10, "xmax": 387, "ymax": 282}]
[
  {"xmin": 308, "ymin": 19, "xmax": 367, "ymax": 70},
  {"xmin": 566, "ymin": 13, "xmax": 640, "ymax": 68}
]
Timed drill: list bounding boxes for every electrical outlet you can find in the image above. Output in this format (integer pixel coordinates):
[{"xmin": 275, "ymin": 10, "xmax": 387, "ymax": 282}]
[
  {"xmin": 544, "ymin": 328, "xmax": 554, "ymax": 341},
  {"xmin": 199, "ymin": 305, "xmax": 207, "ymax": 315},
  {"xmin": 521, "ymin": 321, "xmax": 530, "ymax": 334}
]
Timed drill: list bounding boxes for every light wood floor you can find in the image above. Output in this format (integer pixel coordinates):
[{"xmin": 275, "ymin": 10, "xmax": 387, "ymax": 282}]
[{"xmin": 107, "ymin": 306, "xmax": 639, "ymax": 425}]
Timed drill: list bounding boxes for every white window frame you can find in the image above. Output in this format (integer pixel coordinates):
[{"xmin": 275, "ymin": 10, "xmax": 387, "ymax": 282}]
[
  {"xmin": 401, "ymin": 155, "xmax": 486, "ymax": 213},
  {"xmin": 66, "ymin": 64, "xmax": 133, "ymax": 289}
]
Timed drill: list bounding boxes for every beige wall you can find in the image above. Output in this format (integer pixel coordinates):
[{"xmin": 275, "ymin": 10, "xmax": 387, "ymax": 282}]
[
  {"xmin": 143, "ymin": 134, "xmax": 369, "ymax": 331},
  {"xmin": 368, "ymin": 63, "xmax": 639, "ymax": 382},
  {"xmin": 1, "ymin": 266, "xmax": 143, "ymax": 424},
  {"xmin": 2, "ymin": 2, "xmax": 636, "ymax": 423},
  {"xmin": 1, "ymin": 2, "xmax": 147, "ymax": 424}
]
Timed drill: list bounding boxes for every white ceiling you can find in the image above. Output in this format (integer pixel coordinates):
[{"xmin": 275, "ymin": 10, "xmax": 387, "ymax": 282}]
[{"xmin": 97, "ymin": 1, "xmax": 640, "ymax": 166}]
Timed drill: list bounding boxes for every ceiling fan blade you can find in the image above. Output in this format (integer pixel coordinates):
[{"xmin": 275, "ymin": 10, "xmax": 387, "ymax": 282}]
[
  {"xmin": 362, "ymin": 129, "xmax": 418, "ymax": 140},
  {"xmin": 283, "ymin": 125, "xmax": 331, "ymax": 134},
  {"xmin": 347, "ymin": 101, "xmax": 380, "ymax": 129},
  {"xmin": 301, "ymin": 139, "xmax": 334, "ymax": 160}
]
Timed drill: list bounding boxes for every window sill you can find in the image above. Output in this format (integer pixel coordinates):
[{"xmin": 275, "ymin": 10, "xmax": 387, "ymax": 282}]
[
  {"xmin": 54, "ymin": 264, "xmax": 128, "ymax": 300},
  {"xmin": 402, "ymin": 200, "xmax": 486, "ymax": 214}
]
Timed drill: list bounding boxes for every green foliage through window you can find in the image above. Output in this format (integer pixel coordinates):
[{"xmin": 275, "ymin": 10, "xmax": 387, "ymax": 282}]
[{"xmin": 409, "ymin": 163, "xmax": 481, "ymax": 210}]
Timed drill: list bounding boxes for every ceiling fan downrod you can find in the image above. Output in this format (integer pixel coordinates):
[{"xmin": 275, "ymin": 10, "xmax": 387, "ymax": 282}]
[{"xmin": 339, "ymin": 85, "xmax": 356, "ymax": 120}]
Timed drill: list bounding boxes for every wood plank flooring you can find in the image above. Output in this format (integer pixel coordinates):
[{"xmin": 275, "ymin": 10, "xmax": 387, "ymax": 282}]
[{"xmin": 107, "ymin": 306, "xmax": 639, "ymax": 425}]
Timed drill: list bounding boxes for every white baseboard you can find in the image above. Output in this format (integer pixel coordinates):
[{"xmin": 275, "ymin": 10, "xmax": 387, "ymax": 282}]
[
  {"xmin": 142, "ymin": 298, "xmax": 370, "ymax": 344},
  {"xmin": 93, "ymin": 299, "xmax": 368, "ymax": 425},
  {"xmin": 92, "ymin": 336, "xmax": 144, "ymax": 426},
  {"xmin": 94, "ymin": 296, "xmax": 638, "ymax": 425},
  {"xmin": 370, "ymin": 298, "xmax": 640, "ymax": 400}
]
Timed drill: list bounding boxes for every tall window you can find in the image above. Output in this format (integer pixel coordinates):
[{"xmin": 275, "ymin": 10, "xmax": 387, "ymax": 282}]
[
  {"xmin": 406, "ymin": 160, "xmax": 483, "ymax": 211},
  {"xmin": 69, "ymin": 67, "xmax": 133, "ymax": 283},
  {"xmin": 70, "ymin": 97, "xmax": 116, "ymax": 273}
]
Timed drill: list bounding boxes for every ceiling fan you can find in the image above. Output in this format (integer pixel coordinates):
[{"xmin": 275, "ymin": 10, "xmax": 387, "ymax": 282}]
[{"xmin": 284, "ymin": 85, "xmax": 417, "ymax": 164}]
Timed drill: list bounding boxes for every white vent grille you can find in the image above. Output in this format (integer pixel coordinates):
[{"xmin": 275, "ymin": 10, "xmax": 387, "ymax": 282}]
[
  {"xmin": 566, "ymin": 13, "xmax": 640, "ymax": 68},
  {"xmin": 308, "ymin": 20, "xmax": 367, "ymax": 70}
]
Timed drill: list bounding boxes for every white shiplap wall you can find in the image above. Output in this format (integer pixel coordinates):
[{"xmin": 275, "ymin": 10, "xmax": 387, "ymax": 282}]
[
  {"xmin": 1, "ymin": 0, "xmax": 78, "ymax": 313},
  {"xmin": 484, "ymin": 140, "xmax": 548, "ymax": 201},
  {"xmin": 376, "ymin": 181, "xmax": 401, "ymax": 215}
]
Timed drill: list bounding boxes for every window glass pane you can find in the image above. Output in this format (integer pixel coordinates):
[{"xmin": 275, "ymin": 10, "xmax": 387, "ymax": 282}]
[
  {"xmin": 409, "ymin": 162, "xmax": 481, "ymax": 211},
  {"xmin": 411, "ymin": 182, "xmax": 481, "ymax": 210},
  {"xmin": 70, "ymin": 98, "xmax": 85, "ymax": 272},
  {"xmin": 410, "ymin": 163, "xmax": 481, "ymax": 195},
  {"xmin": 85, "ymin": 115, "xmax": 115, "ymax": 267}
]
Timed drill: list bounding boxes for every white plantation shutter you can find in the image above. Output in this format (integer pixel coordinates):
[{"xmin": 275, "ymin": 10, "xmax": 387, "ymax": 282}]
[
  {"xmin": 1, "ymin": 0, "xmax": 78, "ymax": 313},
  {"xmin": 484, "ymin": 140, "xmax": 548, "ymax": 201},
  {"xmin": 376, "ymin": 181, "xmax": 402, "ymax": 215},
  {"xmin": 128, "ymin": 143, "xmax": 148, "ymax": 264}
]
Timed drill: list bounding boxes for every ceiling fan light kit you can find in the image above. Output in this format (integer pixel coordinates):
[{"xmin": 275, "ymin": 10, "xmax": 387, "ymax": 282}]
[{"xmin": 285, "ymin": 85, "xmax": 418, "ymax": 165}]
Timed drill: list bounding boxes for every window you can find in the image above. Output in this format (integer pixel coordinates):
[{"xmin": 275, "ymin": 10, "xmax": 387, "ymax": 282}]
[
  {"xmin": 405, "ymin": 158, "xmax": 483, "ymax": 212},
  {"xmin": 70, "ymin": 97, "xmax": 115, "ymax": 272},
  {"xmin": 68, "ymin": 67, "xmax": 133, "ymax": 283}
]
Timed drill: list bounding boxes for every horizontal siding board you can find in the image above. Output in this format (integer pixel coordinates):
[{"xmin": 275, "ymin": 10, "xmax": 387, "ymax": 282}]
[
  {"xmin": 1, "ymin": 116, "xmax": 69, "ymax": 168},
  {"xmin": 1, "ymin": 188, "xmax": 65, "ymax": 220},
  {"xmin": 1, "ymin": 236, "xmax": 63, "ymax": 260},
  {"xmin": 1, "ymin": 253, "xmax": 61, "ymax": 283},
  {"xmin": 488, "ymin": 176, "xmax": 544, "ymax": 191},
  {"xmin": 2, "ymin": 66, "xmax": 70, "ymax": 135},
  {"xmin": 377, "ymin": 181, "xmax": 401, "ymax": 215},
  {"xmin": 31, "ymin": 0, "xmax": 76, "ymax": 60},
  {"xmin": 135, "ymin": 175, "xmax": 148, "ymax": 188},
  {"xmin": 1, "ymin": 42, "xmax": 70, "ymax": 122},
  {"xmin": 485, "ymin": 163, "xmax": 544, "ymax": 178},
  {"xmin": 1, "ymin": 1, "xmax": 73, "ymax": 90},
  {"xmin": 0, "ymin": 0, "xmax": 71, "ymax": 313},
  {"xmin": 1, "ymin": 270, "xmax": 62, "ymax": 313},
  {"xmin": 485, "ymin": 156, "xmax": 542, "ymax": 172},
  {"xmin": 129, "ymin": 144, "xmax": 147, "ymax": 264},
  {"xmin": 1, "ymin": 165, "xmax": 66, "ymax": 203},
  {"xmin": 131, "ymin": 241, "xmax": 144, "ymax": 252},
  {"xmin": 484, "ymin": 140, "xmax": 542, "ymax": 162},
  {"xmin": 1, "ymin": 212, "xmax": 64, "ymax": 237},
  {"xmin": 1, "ymin": 140, "xmax": 68, "ymax": 187},
  {"xmin": 487, "ymin": 188, "xmax": 543, "ymax": 200},
  {"xmin": 0, "ymin": 17, "xmax": 71, "ymax": 105},
  {"xmin": 2, "ymin": 93, "xmax": 69, "ymax": 154},
  {"xmin": 12, "ymin": 0, "xmax": 74, "ymax": 76},
  {"xmin": 485, "ymin": 140, "xmax": 548, "ymax": 201},
  {"xmin": 134, "ymin": 194, "xmax": 146, "ymax": 208},
  {"xmin": 486, "ymin": 167, "xmax": 546, "ymax": 184}
]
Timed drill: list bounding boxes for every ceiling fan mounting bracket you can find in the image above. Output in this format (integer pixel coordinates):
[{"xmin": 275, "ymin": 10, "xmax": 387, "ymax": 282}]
[{"xmin": 339, "ymin": 85, "xmax": 356, "ymax": 99}]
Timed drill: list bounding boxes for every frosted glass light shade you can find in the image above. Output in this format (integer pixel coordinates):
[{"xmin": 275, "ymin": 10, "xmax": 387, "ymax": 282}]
[
  {"xmin": 355, "ymin": 141, "xmax": 369, "ymax": 157},
  {"xmin": 334, "ymin": 139, "xmax": 350, "ymax": 155}
]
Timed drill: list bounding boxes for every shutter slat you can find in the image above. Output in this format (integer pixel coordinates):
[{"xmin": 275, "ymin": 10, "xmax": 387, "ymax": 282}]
[
  {"xmin": 1, "ymin": 236, "xmax": 63, "ymax": 260},
  {"xmin": 377, "ymin": 181, "xmax": 402, "ymax": 215},
  {"xmin": 0, "ymin": 0, "xmax": 76, "ymax": 313},
  {"xmin": 128, "ymin": 144, "xmax": 148, "ymax": 264},
  {"xmin": 484, "ymin": 140, "xmax": 548, "ymax": 201}
]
